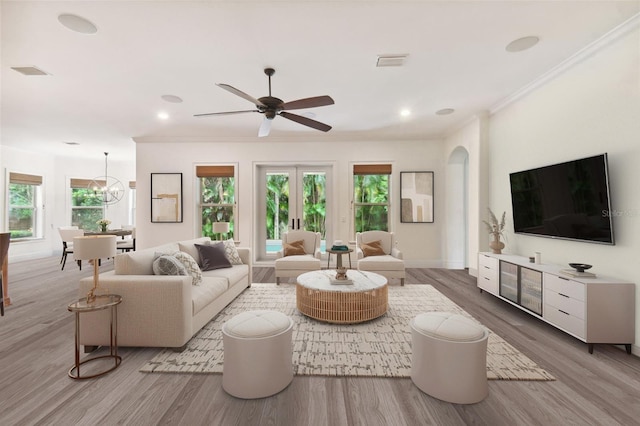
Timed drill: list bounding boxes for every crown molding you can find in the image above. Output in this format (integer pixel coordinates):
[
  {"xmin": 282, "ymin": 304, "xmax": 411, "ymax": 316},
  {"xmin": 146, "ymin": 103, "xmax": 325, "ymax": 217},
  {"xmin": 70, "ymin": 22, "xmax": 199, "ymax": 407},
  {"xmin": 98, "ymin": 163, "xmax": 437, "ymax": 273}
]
[{"xmin": 490, "ymin": 12, "xmax": 640, "ymax": 115}]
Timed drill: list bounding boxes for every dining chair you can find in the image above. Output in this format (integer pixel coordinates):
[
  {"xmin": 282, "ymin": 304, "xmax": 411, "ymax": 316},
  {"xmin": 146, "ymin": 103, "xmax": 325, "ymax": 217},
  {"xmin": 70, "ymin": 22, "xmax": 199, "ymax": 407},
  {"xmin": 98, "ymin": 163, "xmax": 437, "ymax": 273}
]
[
  {"xmin": 117, "ymin": 227, "xmax": 136, "ymax": 252},
  {"xmin": 58, "ymin": 228, "xmax": 85, "ymax": 270}
]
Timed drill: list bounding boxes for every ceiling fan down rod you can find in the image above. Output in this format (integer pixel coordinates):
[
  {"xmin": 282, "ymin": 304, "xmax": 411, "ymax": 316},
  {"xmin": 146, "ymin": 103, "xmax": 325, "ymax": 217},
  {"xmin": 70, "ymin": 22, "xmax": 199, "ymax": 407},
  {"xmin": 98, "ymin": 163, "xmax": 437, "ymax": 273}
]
[{"xmin": 264, "ymin": 67, "xmax": 275, "ymax": 97}]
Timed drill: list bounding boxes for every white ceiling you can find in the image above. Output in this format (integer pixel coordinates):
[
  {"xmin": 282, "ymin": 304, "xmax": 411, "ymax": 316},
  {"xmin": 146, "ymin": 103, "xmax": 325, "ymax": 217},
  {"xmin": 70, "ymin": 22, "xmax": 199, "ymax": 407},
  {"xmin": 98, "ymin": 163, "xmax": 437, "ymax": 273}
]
[{"xmin": 2, "ymin": 1, "xmax": 639, "ymax": 161}]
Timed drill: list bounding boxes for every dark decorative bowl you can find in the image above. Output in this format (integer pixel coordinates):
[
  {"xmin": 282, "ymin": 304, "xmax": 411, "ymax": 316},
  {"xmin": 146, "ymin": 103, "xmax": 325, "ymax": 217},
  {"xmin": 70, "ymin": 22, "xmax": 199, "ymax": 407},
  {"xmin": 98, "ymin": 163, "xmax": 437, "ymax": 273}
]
[{"xmin": 569, "ymin": 263, "xmax": 592, "ymax": 273}]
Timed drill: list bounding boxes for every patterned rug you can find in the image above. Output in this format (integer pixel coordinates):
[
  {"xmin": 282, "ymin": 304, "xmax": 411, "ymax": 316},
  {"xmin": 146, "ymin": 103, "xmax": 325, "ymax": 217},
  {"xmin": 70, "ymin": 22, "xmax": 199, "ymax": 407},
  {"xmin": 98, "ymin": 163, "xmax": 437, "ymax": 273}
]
[{"xmin": 140, "ymin": 284, "xmax": 554, "ymax": 380}]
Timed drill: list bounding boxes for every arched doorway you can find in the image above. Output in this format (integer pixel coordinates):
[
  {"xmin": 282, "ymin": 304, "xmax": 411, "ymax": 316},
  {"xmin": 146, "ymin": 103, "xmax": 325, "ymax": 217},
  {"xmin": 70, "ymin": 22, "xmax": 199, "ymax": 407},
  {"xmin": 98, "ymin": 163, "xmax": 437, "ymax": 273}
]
[{"xmin": 446, "ymin": 147, "xmax": 469, "ymax": 268}]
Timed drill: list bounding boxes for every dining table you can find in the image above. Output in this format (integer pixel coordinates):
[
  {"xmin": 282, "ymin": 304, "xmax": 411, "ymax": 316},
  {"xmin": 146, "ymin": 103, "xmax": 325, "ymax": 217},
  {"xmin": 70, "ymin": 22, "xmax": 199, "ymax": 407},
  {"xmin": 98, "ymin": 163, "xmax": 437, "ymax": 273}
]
[{"xmin": 83, "ymin": 229, "xmax": 132, "ymax": 237}]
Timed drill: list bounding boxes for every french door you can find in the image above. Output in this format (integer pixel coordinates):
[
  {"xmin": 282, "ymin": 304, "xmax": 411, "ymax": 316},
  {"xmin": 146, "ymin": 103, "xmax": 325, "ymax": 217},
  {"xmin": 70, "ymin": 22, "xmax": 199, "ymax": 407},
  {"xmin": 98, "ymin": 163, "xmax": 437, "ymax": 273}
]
[{"xmin": 257, "ymin": 164, "xmax": 332, "ymax": 260}]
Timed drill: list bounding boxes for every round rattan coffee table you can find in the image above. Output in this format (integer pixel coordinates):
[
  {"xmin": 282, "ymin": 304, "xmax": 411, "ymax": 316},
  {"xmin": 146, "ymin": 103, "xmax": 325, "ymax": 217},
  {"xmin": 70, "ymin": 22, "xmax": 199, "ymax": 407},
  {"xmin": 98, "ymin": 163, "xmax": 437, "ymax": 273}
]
[{"xmin": 296, "ymin": 270, "xmax": 388, "ymax": 324}]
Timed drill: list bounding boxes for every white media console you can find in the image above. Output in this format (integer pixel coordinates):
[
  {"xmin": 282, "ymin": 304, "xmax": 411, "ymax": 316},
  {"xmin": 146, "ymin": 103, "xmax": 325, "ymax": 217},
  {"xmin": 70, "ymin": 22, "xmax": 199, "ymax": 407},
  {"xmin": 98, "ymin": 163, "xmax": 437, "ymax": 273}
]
[{"xmin": 478, "ymin": 252, "xmax": 635, "ymax": 354}]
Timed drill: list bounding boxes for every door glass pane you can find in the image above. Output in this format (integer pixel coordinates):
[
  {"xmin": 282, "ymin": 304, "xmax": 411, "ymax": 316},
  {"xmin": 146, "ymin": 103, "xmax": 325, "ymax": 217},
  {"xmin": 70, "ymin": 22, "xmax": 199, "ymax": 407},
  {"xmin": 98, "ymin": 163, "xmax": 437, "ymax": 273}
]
[
  {"xmin": 266, "ymin": 172, "xmax": 290, "ymax": 253},
  {"xmin": 302, "ymin": 172, "xmax": 326, "ymax": 238}
]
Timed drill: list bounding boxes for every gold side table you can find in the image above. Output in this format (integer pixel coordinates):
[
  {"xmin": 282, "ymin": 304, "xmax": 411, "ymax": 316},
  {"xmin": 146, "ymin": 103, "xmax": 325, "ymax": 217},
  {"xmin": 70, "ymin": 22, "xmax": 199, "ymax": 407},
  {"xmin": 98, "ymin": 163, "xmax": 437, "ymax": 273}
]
[{"xmin": 68, "ymin": 294, "xmax": 122, "ymax": 379}]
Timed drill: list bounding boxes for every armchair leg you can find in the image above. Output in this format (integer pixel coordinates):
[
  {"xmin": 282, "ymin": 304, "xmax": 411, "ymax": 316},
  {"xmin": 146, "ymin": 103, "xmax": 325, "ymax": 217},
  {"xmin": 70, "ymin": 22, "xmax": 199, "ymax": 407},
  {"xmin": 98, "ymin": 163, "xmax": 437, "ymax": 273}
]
[
  {"xmin": 401, "ymin": 278, "xmax": 405, "ymax": 286},
  {"xmin": 276, "ymin": 277, "xmax": 280, "ymax": 285}
]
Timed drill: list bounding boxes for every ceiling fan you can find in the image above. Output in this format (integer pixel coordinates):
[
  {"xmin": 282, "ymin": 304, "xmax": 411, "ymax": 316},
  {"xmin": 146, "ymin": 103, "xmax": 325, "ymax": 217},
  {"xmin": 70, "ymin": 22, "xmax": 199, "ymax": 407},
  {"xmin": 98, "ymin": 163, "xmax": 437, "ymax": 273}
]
[{"xmin": 195, "ymin": 68, "xmax": 334, "ymax": 137}]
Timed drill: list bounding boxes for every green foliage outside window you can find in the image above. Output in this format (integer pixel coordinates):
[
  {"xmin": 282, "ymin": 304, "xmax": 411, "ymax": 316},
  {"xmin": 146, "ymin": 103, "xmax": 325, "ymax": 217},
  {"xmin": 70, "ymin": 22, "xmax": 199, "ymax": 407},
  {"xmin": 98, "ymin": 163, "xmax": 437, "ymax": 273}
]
[
  {"xmin": 265, "ymin": 173, "xmax": 327, "ymax": 240},
  {"xmin": 201, "ymin": 177, "xmax": 235, "ymax": 239},
  {"xmin": 302, "ymin": 173, "xmax": 326, "ymax": 238},
  {"xmin": 71, "ymin": 188, "xmax": 104, "ymax": 231},
  {"xmin": 9, "ymin": 183, "xmax": 35, "ymax": 239},
  {"xmin": 266, "ymin": 173, "xmax": 289, "ymax": 240},
  {"xmin": 354, "ymin": 174, "xmax": 389, "ymax": 233}
]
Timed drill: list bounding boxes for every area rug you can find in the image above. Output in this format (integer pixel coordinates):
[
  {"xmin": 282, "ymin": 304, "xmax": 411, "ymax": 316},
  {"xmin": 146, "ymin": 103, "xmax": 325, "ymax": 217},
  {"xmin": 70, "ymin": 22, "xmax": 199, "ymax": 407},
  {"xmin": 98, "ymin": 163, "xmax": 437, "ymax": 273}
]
[{"xmin": 140, "ymin": 284, "xmax": 554, "ymax": 381}]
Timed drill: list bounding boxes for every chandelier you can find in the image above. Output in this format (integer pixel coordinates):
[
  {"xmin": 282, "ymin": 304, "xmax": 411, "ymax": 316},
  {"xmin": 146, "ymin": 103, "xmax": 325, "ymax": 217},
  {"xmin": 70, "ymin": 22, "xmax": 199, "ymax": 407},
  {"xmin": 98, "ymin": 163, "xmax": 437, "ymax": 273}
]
[{"xmin": 88, "ymin": 152, "xmax": 124, "ymax": 205}]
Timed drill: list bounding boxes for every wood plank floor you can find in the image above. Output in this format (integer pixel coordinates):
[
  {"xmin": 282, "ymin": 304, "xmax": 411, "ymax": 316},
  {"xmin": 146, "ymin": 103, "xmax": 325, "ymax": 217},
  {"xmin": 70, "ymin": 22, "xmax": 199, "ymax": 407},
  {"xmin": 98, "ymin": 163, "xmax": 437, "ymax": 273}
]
[{"xmin": 1, "ymin": 256, "xmax": 639, "ymax": 425}]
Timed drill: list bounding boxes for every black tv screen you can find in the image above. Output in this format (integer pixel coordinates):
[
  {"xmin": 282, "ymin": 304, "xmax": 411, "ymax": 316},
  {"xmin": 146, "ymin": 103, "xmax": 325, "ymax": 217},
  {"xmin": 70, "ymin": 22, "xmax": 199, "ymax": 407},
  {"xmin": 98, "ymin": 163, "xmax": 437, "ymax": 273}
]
[{"xmin": 509, "ymin": 154, "xmax": 614, "ymax": 244}]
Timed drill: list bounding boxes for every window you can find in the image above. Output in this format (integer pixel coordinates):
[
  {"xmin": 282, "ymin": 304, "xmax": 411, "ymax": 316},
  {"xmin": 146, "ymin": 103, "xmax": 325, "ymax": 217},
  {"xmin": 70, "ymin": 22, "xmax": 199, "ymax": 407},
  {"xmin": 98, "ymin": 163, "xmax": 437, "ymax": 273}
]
[
  {"xmin": 197, "ymin": 165, "xmax": 236, "ymax": 239},
  {"xmin": 8, "ymin": 172, "xmax": 43, "ymax": 240},
  {"xmin": 353, "ymin": 164, "xmax": 391, "ymax": 234},
  {"xmin": 70, "ymin": 178, "xmax": 105, "ymax": 231}
]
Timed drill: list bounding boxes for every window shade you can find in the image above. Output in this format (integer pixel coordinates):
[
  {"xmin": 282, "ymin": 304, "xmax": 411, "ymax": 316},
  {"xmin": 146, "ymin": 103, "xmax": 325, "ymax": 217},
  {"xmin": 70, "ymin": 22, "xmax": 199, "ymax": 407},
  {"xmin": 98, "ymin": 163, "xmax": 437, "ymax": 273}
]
[
  {"xmin": 70, "ymin": 178, "xmax": 106, "ymax": 189},
  {"xmin": 9, "ymin": 172, "xmax": 42, "ymax": 185},
  {"xmin": 353, "ymin": 164, "xmax": 392, "ymax": 175},
  {"xmin": 196, "ymin": 165, "xmax": 235, "ymax": 178}
]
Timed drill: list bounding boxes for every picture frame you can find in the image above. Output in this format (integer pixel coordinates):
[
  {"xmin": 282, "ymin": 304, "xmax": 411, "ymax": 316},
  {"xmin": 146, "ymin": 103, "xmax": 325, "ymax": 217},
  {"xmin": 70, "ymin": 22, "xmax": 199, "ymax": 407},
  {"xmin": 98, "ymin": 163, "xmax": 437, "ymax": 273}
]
[
  {"xmin": 400, "ymin": 171, "xmax": 434, "ymax": 223},
  {"xmin": 151, "ymin": 173, "xmax": 183, "ymax": 223}
]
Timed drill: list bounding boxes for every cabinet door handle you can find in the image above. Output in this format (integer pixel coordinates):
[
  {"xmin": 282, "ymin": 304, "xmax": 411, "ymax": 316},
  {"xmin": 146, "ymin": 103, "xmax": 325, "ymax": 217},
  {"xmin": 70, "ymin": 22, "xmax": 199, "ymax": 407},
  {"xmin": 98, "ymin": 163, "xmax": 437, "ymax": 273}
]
[
  {"xmin": 558, "ymin": 276, "xmax": 569, "ymax": 281},
  {"xmin": 559, "ymin": 293, "xmax": 570, "ymax": 298},
  {"xmin": 559, "ymin": 309, "xmax": 570, "ymax": 316}
]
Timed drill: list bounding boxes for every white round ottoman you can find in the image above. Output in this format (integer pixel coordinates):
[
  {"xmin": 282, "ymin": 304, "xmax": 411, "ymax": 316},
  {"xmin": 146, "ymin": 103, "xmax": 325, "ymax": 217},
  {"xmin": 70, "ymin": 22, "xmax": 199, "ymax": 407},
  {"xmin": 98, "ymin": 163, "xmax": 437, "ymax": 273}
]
[
  {"xmin": 410, "ymin": 311, "xmax": 489, "ymax": 404},
  {"xmin": 222, "ymin": 310, "xmax": 294, "ymax": 399}
]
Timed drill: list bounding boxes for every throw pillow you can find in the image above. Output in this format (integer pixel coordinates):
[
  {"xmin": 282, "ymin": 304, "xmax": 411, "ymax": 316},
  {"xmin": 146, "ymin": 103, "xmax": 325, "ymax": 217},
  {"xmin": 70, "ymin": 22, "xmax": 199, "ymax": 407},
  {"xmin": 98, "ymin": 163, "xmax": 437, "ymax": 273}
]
[
  {"xmin": 172, "ymin": 251, "xmax": 203, "ymax": 285},
  {"xmin": 361, "ymin": 240, "xmax": 385, "ymax": 257},
  {"xmin": 196, "ymin": 243, "xmax": 232, "ymax": 271},
  {"xmin": 283, "ymin": 239, "xmax": 306, "ymax": 256},
  {"xmin": 208, "ymin": 239, "xmax": 243, "ymax": 265},
  {"xmin": 152, "ymin": 254, "xmax": 188, "ymax": 276}
]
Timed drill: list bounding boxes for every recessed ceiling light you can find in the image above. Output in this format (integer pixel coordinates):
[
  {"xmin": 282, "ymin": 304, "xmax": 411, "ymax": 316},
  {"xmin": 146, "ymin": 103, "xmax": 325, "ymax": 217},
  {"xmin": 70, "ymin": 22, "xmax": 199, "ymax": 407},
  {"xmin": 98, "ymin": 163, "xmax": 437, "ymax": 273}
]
[
  {"xmin": 506, "ymin": 36, "xmax": 539, "ymax": 52},
  {"xmin": 161, "ymin": 95, "xmax": 183, "ymax": 103},
  {"xmin": 157, "ymin": 112, "xmax": 169, "ymax": 120},
  {"xmin": 436, "ymin": 108, "xmax": 455, "ymax": 115},
  {"xmin": 400, "ymin": 109, "xmax": 411, "ymax": 117},
  {"xmin": 58, "ymin": 14, "xmax": 98, "ymax": 34},
  {"xmin": 63, "ymin": 141, "xmax": 80, "ymax": 145}
]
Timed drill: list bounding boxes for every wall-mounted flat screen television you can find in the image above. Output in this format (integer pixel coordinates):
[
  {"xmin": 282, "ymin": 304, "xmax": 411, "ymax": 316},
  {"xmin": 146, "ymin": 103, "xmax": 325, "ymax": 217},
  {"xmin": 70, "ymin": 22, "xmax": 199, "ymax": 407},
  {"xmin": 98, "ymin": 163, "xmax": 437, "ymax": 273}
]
[{"xmin": 509, "ymin": 153, "xmax": 614, "ymax": 245}]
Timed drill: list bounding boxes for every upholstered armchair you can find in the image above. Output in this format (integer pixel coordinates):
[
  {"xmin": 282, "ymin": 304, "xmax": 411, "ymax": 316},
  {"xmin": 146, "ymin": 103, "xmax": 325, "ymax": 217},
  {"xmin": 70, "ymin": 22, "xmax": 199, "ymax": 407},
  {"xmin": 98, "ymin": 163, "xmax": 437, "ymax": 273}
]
[
  {"xmin": 356, "ymin": 231, "xmax": 405, "ymax": 285},
  {"xmin": 274, "ymin": 230, "xmax": 322, "ymax": 284}
]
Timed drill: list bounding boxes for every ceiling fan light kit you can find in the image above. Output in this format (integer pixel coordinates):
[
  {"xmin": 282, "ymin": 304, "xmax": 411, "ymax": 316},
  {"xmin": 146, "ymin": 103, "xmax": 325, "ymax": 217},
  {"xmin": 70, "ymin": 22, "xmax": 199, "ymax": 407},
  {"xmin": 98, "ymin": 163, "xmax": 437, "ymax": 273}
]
[{"xmin": 195, "ymin": 68, "xmax": 334, "ymax": 137}]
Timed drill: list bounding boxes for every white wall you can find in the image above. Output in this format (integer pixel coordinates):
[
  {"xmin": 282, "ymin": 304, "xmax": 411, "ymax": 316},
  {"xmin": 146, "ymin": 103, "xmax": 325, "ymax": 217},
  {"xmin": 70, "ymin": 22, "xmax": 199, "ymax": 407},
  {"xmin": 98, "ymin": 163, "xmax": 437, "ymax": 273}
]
[
  {"xmin": 444, "ymin": 114, "xmax": 490, "ymax": 274},
  {"xmin": 1, "ymin": 146, "xmax": 135, "ymax": 261},
  {"xmin": 486, "ymin": 27, "xmax": 640, "ymax": 349},
  {"xmin": 135, "ymin": 138, "xmax": 446, "ymax": 267}
]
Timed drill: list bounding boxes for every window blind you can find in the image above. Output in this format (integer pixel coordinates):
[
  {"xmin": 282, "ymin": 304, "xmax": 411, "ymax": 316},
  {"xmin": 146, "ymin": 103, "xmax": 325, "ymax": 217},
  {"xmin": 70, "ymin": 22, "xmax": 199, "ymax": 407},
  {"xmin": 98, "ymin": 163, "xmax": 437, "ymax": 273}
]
[
  {"xmin": 353, "ymin": 164, "xmax": 392, "ymax": 175},
  {"xmin": 196, "ymin": 165, "xmax": 235, "ymax": 178},
  {"xmin": 9, "ymin": 172, "xmax": 42, "ymax": 185}
]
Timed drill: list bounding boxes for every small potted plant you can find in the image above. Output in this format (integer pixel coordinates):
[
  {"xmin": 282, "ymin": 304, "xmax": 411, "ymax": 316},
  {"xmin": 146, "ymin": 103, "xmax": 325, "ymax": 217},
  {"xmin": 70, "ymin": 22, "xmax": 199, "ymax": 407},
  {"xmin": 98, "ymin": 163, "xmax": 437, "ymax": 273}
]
[
  {"xmin": 483, "ymin": 208, "xmax": 506, "ymax": 254},
  {"xmin": 97, "ymin": 218, "xmax": 111, "ymax": 232}
]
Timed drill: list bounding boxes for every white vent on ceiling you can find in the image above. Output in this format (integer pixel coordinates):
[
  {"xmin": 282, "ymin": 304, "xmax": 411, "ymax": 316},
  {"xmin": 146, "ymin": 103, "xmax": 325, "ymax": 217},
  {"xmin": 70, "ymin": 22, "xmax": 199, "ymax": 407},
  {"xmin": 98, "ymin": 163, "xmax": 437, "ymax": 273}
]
[
  {"xmin": 11, "ymin": 66, "xmax": 49, "ymax": 76},
  {"xmin": 376, "ymin": 54, "xmax": 408, "ymax": 67}
]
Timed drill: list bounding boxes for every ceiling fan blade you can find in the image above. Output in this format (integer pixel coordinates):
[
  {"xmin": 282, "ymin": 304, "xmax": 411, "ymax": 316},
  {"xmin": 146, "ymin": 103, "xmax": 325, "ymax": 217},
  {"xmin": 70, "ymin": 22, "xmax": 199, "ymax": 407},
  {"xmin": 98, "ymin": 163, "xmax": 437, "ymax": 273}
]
[
  {"xmin": 258, "ymin": 117, "xmax": 272, "ymax": 137},
  {"xmin": 216, "ymin": 83, "xmax": 266, "ymax": 107},
  {"xmin": 194, "ymin": 109, "xmax": 258, "ymax": 117},
  {"xmin": 280, "ymin": 111, "xmax": 332, "ymax": 132},
  {"xmin": 281, "ymin": 95, "xmax": 334, "ymax": 111}
]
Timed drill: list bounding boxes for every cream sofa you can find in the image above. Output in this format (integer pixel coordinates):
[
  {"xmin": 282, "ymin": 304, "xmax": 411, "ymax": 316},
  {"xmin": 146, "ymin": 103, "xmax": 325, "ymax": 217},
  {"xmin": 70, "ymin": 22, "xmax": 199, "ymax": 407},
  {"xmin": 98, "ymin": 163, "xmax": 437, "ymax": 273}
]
[{"xmin": 78, "ymin": 237, "xmax": 251, "ymax": 349}]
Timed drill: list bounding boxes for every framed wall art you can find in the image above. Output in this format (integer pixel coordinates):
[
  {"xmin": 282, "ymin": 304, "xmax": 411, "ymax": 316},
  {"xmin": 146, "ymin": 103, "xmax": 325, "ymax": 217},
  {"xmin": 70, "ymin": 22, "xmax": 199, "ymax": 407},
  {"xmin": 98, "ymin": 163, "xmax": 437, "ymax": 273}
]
[
  {"xmin": 151, "ymin": 173, "xmax": 183, "ymax": 223},
  {"xmin": 400, "ymin": 171, "xmax": 434, "ymax": 223}
]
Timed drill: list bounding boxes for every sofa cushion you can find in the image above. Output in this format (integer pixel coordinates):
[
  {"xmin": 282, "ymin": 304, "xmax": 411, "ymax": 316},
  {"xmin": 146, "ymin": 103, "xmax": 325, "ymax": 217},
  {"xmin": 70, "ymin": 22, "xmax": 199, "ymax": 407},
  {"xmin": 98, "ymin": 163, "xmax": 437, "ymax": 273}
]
[
  {"xmin": 178, "ymin": 237, "xmax": 212, "ymax": 263},
  {"xmin": 274, "ymin": 255, "xmax": 321, "ymax": 270},
  {"xmin": 192, "ymin": 276, "xmax": 228, "ymax": 315},
  {"xmin": 284, "ymin": 239, "xmax": 306, "ymax": 256},
  {"xmin": 196, "ymin": 243, "xmax": 232, "ymax": 271},
  {"xmin": 172, "ymin": 251, "xmax": 203, "ymax": 285},
  {"xmin": 202, "ymin": 263, "xmax": 249, "ymax": 285},
  {"xmin": 360, "ymin": 240, "xmax": 385, "ymax": 257},
  {"xmin": 208, "ymin": 239, "xmax": 243, "ymax": 265},
  {"xmin": 152, "ymin": 254, "xmax": 188, "ymax": 276},
  {"xmin": 357, "ymin": 255, "xmax": 404, "ymax": 271},
  {"xmin": 114, "ymin": 242, "xmax": 179, "ymax": 275}
]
